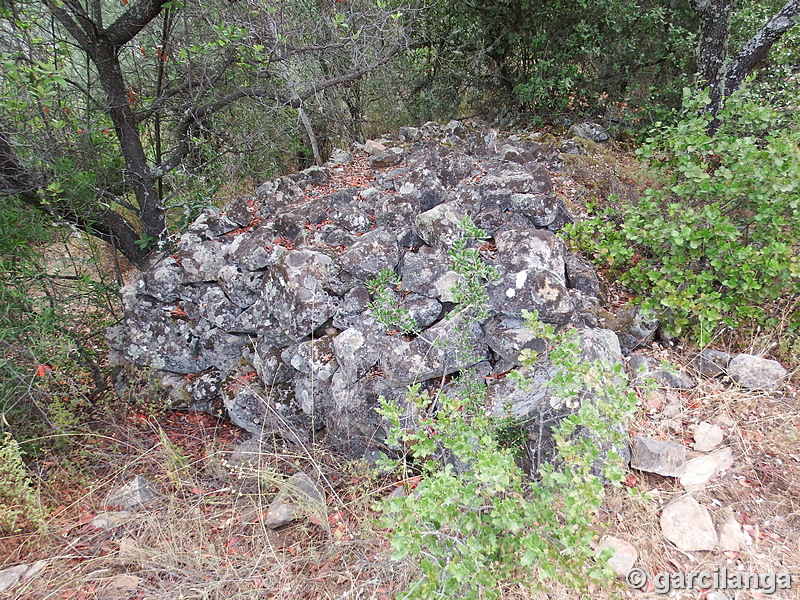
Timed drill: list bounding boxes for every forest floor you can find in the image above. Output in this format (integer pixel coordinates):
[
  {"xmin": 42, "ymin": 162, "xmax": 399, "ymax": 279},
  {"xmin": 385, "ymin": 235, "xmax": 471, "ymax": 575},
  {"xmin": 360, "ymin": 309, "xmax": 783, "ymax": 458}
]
[
  {"xmin": 1, "ymin": 140, "xmax": 799, "ymax": 600},
  {"xmin": 2, "ymin": 358, "xmax": 798, "ymax": 600}
]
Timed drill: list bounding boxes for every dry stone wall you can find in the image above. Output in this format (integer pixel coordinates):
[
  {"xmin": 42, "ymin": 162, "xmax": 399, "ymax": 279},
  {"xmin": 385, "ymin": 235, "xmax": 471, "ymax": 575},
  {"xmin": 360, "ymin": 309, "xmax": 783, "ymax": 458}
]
[{"xmin": 107, "ymin": 121, "xmax": 629, "ymax": 465}]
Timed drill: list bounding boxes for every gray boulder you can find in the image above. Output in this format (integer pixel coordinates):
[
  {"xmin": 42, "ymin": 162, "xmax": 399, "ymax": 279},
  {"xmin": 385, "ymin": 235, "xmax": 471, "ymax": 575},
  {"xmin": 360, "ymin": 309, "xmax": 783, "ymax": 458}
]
[{"xmin": 727, "ymin": 354, "xmax": 787, "ymax": 390}]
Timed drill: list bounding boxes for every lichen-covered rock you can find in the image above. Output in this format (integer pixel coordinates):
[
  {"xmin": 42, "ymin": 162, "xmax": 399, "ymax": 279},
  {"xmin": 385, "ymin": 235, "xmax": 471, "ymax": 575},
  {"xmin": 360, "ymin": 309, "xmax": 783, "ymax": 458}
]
[
  {"xmin": 332, "ymin": 285, "xmax": 371, "ymax": 330},
  {"xmin": 565, "ymin": 253, "xmax": 603, "ymax": 299},
  {"xmin": 378, "ymin": 316, "xmax": 488, "ymax": 386},
  {"xmin": 398, "ymin": 126, "xmax": 421, "ymax": 142},
  {"xmin": 107, "ymin": 301, "xmax": 211, "ymax": 374},
  {"xmin": 486, "ymin": 362, "xmax": 558, "ymax": 419},
  {"xmin": 223, "ymin": 197, "xmax": 256, "ymax": 228},
  {"xmin": 414, "ymin": 201, "xmax": 471, "ymax": 250},
  {"xmin": 187, "ymin": 208, "xmax": 240, "ymax": 238},
  {"xmin": 376, "ymin": 194, "xmax": 420, "ymax": 231},
  {"xmin": 255, "ymin": 176, "xmax": 303, "ymax": 214},
  {"xmin": 487, "ymin": 228, "xmax": 572, "ymax": 323},
  {"xmin": 400, "ymin": 245, "xmax": 462, "ymax": 302},
  {"xmin": 369, "ymin": 149, "xmax": 403, "ymax": 168},
  {"xmin": 568, "ymin": 122, "xmax": 609, "ymax": 142},
  {"xmin": 228, "ymin": 225, "xmax": 284, "ymax": 271},
  {"xmin": 252, "ymin": 342, "xmax": 294, "ymax": 386},
  {"xmin": 339, "ymin": 228, "xmax": 400, "ymax": 280},
  {"xmin": 222, "ymin": 381, "xmax": 308, "ymax": 443},
  {"xmin": 333, "ymin": 325, "xmax": 382, "ymax": 384},
  {"xmin": 403, "ymin": 294, "xmax": 443, "ymax": 330},
  {"xmin": 229, "ymin": 250, "xmax": 341, "ymax": 342},
  {"xmin": 178, "ymin": 240, "xmax": 226, "ymax": 283},
  {"xmin": 216, "ymin": 266, "xmax": 263, "ymax": 310},
  {"xmin": 326, "ymin": 371, "xmax": 409, "ymax": 455},
  {"xmin": 139, "ymin": 257, "xmax": 184, "ymax": 302},
  {"xmin": 483, "ymin": 316, "xmax": 546, "ymax": 363},
  {"xmin": 508, "ymin": 193, "xmax": 558, "ymax": 227},
  {"xmin": 289, "ymin": 337, "xmax": 339, "ymax": 383},
  {"xmin": 186, "ymin": 370, "xmax": 222, "ymax": 411},
  {"xmin": 320, "ymin": 190, "xmax": 375, "ymax": 234},
  {"xmin": 505, "ymin": 139, "xmax": 564, "ymax": 171},
  {"xmin": 298, "ymin": 165, "xmax": 330, "ymax": 186},
  {"xmin": 325, "ymin": 148, "xmax": 353, "ymax": 166},
  {"xmin": 196, "ymin": 328, "xmax": 250, "ymax": 375}
]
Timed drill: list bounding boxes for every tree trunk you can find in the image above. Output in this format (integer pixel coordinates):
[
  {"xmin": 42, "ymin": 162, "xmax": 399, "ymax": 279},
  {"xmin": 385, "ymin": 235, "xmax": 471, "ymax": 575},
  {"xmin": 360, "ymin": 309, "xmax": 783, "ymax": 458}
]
[
  {"xmin": 0, "ymin": 131, "xmax": 151, "ymax": 268},
  {"xmin": 1, "ymin": 0, "xmax": 421, "ymax": 268},
  {"xmin": 724, "ymin": 0, "xmax": 800, "ymax": 100},
  {"xmin": 89, "ymin": 43, "xmax": 166, "ymax": 244},
  {"xmin": 691, "ymin": 0, "xmax": 734, "ymax": 115}
]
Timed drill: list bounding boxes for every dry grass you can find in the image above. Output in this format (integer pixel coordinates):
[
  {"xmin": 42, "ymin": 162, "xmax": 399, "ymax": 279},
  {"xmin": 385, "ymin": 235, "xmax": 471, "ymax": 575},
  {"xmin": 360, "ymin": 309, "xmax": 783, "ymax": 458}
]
[
  {"xmin": 1, "ymin": 409, "xmax": 421, "ymax": 600},
  {"xmin": 601, "ymin": 365, "xmax": 800, "ymax": 600}
]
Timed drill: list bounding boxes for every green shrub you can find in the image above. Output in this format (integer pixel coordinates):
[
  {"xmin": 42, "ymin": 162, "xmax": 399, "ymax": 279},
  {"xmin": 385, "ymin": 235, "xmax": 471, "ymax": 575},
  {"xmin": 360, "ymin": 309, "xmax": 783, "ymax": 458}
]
[
  {"xmin": 378, "ymin": 311, "xmax": 637, "ymax": 598},
  {"xmin": 0, "ymin": 433, "xmax": 43, "ymax": 533},
  {"xmin": 0, "ymin": 199, "xmax": 115, "ymax": 450},
  {"xmin": 568, "ymin": 87, "xmax": 800, "ymax": 343},
  {"xmin": 367, "ymin": 268, "xmax": 421, "ymax": 336}
]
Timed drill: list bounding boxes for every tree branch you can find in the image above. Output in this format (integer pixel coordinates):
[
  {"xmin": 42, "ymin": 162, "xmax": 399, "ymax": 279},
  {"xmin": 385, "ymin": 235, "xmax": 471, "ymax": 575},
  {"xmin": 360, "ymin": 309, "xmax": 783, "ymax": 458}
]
[
  {"xmin": 46, "ymin": 0, "xmax": 93, "ymax": 52},
  {"xmin": 1, "ymin": 130, "xmax": 149, "ymax": 267},
  {"xmin": 298, "ymin": 45, "xmax": 403, "ymax": 101},
  {"xmin": 156, "ymin": 87, "xmax": 291, "ymax": 175},
  {"xmin": 104, "ymin": 0, "xmax": 169, "ymax": 47},
  {"xmin": 134, "ymin": 49, "xmax": 239, "ymax": 123},
  {"xmin": 726, "ymin": 0, "xmax": 800, "ymax": 92}
]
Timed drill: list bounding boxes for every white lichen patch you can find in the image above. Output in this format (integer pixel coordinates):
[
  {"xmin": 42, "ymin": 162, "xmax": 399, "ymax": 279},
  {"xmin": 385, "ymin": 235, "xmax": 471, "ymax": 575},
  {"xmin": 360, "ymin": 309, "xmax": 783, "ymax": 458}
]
[{"xmin": 537, "ymin": 277, "xmax": 562, "ymax": 302}]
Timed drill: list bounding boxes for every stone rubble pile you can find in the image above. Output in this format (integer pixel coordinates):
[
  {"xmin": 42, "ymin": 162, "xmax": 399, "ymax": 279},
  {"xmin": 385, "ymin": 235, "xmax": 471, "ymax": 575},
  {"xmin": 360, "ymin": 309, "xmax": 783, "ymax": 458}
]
[
  {"xmin": 108, "ymin": 121, "xmax": 620, "ymax": 464},
  {"xmin": 106, "ymin": 120, "xmax": 787, "ymax": 470}
]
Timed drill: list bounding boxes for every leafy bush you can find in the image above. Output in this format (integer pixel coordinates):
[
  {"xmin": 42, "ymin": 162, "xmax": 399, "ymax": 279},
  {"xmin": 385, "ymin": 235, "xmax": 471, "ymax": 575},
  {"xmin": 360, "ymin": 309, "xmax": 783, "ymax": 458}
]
[
  {"xmin": 0, "ymin": 199, "xmax": 115, "ymax": 451},
  {"xmin": 568, "ymin": 87, "xmax": 800, "ymax": 343},
  {"xmin": 0, "ymin": 433, "xmax": 43, "ymax": 533},
  {"xmin": 367, "ymin": 268, "xmax": 421, "ymax": 336},
  {"xmin": 448, "ymin": 216, "xmax": 500, "ymax": 321},
  {"xmin": 378, "ymin": 311, "xmax": 636, "ymax": 599}
]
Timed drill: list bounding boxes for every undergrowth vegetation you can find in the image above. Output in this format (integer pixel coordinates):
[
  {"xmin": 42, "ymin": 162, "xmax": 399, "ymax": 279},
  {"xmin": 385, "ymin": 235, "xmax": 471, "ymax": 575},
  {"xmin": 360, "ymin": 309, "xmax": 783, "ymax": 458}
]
[
  {"xmin": 569, "ymin": 87, "xmax": 800, "ymax": 345},
  {"xmin": 0, "ymin": 199, "xmax": 119, "ymax": 534},
  {"xmin": 377, "ymin": 311, "xmax": 637, "ymax": 599},
  {"xmin": 370, "ymin": 219, "xmax": 637, "ymax": 598},
  {"xmin": 0, "ymin": 434, "xmax": 42, "ymax": 533}
]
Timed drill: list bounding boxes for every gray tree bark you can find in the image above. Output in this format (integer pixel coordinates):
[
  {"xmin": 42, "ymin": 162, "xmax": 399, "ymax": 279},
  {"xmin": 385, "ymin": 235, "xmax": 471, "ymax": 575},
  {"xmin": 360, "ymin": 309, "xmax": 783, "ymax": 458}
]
[{"xmin": 689, "ymin": 0, "xmax": 800, "ymax": 119}]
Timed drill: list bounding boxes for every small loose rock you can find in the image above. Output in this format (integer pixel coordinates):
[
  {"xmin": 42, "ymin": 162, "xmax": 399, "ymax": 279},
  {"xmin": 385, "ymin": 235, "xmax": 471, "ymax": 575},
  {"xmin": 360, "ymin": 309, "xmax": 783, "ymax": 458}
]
[
  {"xmin": 727, "ymin": 354, "xmax": 787, "ymax": 390},
  {"xmin": 597, "ymin": 536, "xmax": 638, "ymax": 578},
  {"xmin": 265, "ymin": 472, "xmax": 326, "ymax": 529},
  {"xmin": 630, "ymin": 436, "xmax": 686, "ymax": 477},
  {"xmin": 660, "ymin": 495, "xmax": 718, "ymax": 551},
  {"xmin": 693, "ymin": 421, "xmax": 725, "ymax": 452}
]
